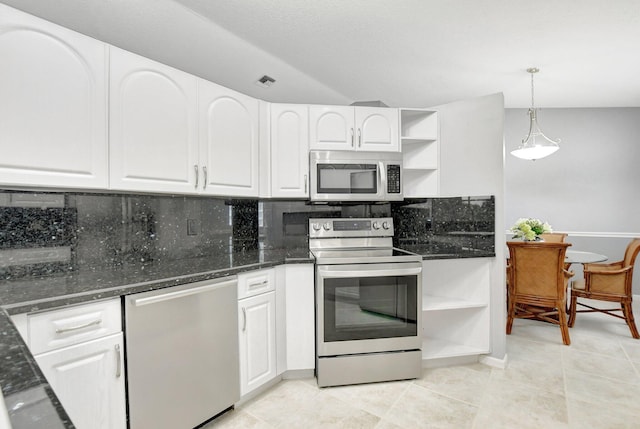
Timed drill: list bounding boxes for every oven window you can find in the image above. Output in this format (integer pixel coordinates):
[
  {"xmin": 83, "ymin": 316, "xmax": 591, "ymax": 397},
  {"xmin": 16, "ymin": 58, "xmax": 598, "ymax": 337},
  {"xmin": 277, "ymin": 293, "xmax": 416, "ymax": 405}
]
[
  {"xmin": 317, "ymin": 164, "xmax": 377, "ymax": 194},
  {"xmin": 323, "ymin": 275, "xmax": 417, "ymax": 342}
]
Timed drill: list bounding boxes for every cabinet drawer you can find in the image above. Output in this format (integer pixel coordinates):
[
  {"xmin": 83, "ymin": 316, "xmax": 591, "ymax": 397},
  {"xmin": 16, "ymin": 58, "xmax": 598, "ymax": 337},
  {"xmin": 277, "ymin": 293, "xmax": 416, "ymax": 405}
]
[
  {"xmin": 28, "ymin": 298, "xmax": 122, "ymax": 354},
  {"xmin": 238, "ymin": 268, "xmax": 275, "ymax": 299}
]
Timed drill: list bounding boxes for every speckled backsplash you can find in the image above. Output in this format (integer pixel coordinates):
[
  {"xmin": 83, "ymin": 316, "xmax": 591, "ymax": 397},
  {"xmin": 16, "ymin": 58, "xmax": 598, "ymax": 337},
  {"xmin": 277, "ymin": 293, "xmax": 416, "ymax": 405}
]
[
  {"xmin": 0, "ymin": 191, "xmax": 257, "ymax": 279},
  {"xmin": 0, "ymin": 191, "xmax": 495, "ymax": 279},
  {"xmin": 391, "ymin": 196, "xmax": 495, "ymax": 253}
]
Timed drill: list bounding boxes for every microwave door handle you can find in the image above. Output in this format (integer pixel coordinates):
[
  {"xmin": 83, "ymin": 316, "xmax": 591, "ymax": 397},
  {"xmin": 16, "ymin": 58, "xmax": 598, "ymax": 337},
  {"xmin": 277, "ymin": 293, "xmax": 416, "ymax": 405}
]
[{"xmin": 379, "ymin": 161, "xmax": 386, "ymax": 195}]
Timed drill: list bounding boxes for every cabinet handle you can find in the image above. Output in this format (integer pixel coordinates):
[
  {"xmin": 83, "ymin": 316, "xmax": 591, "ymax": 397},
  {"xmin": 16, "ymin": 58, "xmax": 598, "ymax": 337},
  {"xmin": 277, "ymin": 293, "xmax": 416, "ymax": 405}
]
[
  {"xmin": 242, "ymin": 307, "xmax": 247, "ymax": 332},
  {"xmin": 358, "ymin": 128, "xmax": 362, "ymax": 147},
  {"xmin": 304, "ymin": 174, "xmax": 308, "ymax": 193},
  {"xmin": 248, "ymin": 280, "xmax": 269, "ymax": 290},
  {"xmin": 350, "ymin": 128, "xmax": 355, "ymax": 147},
  {"xmin": 202, "ymin": 166, "xmax": 208, "ymax": 190},
  {"xmin": 55, "ymin": 319, "xmax": 101, "ymax": 334},
  {"xmin": 194, "ymin": 165, "xmax": 199, "ymax": 189},
  {"xmin": 115, "ymin": 344, "xmax": 122, "ymax": 378}
]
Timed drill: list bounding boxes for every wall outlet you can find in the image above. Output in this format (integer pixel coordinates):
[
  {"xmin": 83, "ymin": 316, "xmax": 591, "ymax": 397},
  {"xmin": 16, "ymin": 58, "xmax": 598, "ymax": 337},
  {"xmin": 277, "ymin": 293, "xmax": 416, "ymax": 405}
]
[{"xmin": 187, "ymin": 219, "xmax": 199, "ymax": 236}]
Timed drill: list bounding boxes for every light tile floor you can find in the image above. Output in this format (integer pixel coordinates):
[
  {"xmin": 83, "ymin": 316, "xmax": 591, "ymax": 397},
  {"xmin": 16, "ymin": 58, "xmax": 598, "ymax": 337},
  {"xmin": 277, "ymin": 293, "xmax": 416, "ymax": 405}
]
[{"xmin": 205, "ymin": 298, "xmax": 640, "ymax": 428}]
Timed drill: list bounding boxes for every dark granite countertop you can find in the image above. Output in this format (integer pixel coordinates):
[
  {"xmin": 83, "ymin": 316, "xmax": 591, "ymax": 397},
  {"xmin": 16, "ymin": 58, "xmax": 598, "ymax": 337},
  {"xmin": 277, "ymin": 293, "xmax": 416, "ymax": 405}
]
[
  {"xmin": 401, "ymin": 244, "xmax": 495, "ymax": 260},
  {"xmin": 0, "ymin": 247, "xmax": 312, "ymax": 315}
]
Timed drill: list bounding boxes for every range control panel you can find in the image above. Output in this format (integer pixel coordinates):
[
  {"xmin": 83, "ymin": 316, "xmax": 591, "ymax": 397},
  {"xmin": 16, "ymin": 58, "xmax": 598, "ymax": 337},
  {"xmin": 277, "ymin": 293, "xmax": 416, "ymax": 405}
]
[{"xmin": 309, "ymin": 217, "xmax": 394, "ymax": 238}]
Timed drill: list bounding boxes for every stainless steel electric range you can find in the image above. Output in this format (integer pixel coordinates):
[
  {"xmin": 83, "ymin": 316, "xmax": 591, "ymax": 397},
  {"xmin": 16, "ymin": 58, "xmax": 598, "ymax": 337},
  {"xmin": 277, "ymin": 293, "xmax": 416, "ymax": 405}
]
[{"xmin": 309, "ymin": 217, "xmax": 423, "ymax": 387}]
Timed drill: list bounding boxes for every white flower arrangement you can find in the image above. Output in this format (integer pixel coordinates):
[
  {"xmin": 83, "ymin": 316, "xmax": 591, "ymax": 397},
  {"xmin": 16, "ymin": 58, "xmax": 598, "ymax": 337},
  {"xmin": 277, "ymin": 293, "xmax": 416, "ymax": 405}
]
[{"xmin": 510, "ymin": 218, "xmax": 552, "ymax": 241}]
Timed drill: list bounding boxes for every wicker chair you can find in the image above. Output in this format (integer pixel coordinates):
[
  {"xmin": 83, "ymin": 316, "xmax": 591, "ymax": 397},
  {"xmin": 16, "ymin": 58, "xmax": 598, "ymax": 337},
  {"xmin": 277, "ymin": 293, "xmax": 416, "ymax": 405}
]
[
  {"xmin": 506, "ymin": 241, "xmax": 574, "ymax": 345},
  {"xmin": 540, "ymin": 233, "xmax": 568, "ymax": 243},
  {"xmin": 568, "ymin": 238, "xmax": 640, "ymax": 339}
]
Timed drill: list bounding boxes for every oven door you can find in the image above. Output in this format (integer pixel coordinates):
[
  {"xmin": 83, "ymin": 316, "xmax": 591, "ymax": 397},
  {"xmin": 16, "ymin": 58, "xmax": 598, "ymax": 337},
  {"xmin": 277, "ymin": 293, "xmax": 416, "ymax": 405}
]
[{"xmin": 316, "ymin": 261, "xmax": 422, "ymax": 356}]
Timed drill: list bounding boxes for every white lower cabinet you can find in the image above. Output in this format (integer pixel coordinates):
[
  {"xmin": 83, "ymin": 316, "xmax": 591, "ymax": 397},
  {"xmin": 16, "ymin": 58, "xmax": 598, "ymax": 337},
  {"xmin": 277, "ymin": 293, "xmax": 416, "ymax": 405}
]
[
  {"xmin": 237, "ymin": 269, "xmax": 277, "ymax": 396},
  {"xmin": 422, "ymin": 259, "xmax": 491, "ymax": 361},
  {"xmin": 35, "ymin": 333, "xmax": 125, "ymax": 429},
  {"xmin": 11, "ymin": 298, "xmax": 126, "ymax": 429}
]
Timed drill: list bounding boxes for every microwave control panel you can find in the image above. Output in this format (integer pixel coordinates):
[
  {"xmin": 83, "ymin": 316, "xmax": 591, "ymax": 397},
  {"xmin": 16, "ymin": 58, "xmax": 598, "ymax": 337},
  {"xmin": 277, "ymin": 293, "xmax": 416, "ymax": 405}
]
[{"xmin": 387, "ymin": 164, "xmax": 401, "ymax": 194}]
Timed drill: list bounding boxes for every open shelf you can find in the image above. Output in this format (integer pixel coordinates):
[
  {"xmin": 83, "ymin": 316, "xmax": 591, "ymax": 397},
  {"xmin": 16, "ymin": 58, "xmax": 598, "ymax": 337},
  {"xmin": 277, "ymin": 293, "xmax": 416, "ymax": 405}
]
[
  {"xmin": 401, "ymin": 137, "xmax": 437, "ymax": 144},
  {"xmin": 421, "ymin": 259, "xmax": 491, "ymax": 362},
  {"xmin": 422, "ymin": 337, "xmax": 489, "ymax": 360},
  {"xmin": 402, "ymin": 139, "xmax": 437, "ymax": 170},
  {"xmin": 400, "ymin": 109, "xmax": 438, "ymax": 197},
  {"xmin": 400, "ymin": 109, "xmax": 438, "ymax": 139},
  {"xmin": 423, "ymin": 294, "xmax": 488, "ymax": 311}
]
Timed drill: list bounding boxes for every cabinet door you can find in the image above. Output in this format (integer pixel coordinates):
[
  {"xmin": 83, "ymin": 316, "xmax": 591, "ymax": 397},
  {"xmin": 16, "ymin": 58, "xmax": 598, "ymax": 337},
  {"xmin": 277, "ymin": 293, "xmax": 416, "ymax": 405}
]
[
  {"xmin": 270, "ymin": 104, "xmax": 309, "ymax": 198},
  {"xmin": 238, "ymin": 291, "xmax": 276, "ymax": 396},
  {"xmin": 356, "ymin": 107, "xmax": 399, "ymax": 152},
  {"xmin": 0, "ymin": 4, "xmax": 108, "ymax": 189},
  {"xmin": 35, "ymin": 333, "xmax": 126, "ymax": 429},
  {"xmin": 284, "ymin": 264, "xmax": 315, "ymax": 370},
  {"xmin": 309, "ymin": 105, "xmax": 355, "ymax": 150},
  {"xmin": 199, "ymin": 79, "xmax": 259, "ymax": 196},
  {"xmin": 109, "ymin": 47, "xmax": 198, "ymax": 194}
]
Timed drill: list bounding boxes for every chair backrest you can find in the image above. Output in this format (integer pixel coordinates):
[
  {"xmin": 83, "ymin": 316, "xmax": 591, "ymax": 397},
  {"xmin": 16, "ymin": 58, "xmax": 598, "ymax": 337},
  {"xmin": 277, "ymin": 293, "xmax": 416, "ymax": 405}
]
[
  {"xmin": 507, "ymin": 241, "xmax": 572, "ymax": 300},
  {"xmin": 623, "ymin": 238, "xmax": 640, "ymax": 268},
  {"xmin": 540, "ymin": 233, "xmax": 568, "ymax": 242}
]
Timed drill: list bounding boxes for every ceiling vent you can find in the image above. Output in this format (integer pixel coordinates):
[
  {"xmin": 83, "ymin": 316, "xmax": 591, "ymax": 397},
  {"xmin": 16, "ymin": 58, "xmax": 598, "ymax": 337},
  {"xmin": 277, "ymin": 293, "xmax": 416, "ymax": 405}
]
[{"xmin": 255, "ymin": 75, "xmax": 276, "ymax": 88}]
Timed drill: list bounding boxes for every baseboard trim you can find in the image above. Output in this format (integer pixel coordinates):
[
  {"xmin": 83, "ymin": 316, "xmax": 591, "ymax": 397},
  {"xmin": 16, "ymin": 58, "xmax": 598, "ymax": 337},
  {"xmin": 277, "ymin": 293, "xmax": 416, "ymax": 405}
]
[
  {"xmin": 281, "ymin": 369, "xmax": 314, "ymax": 380},
  {"xmin": 422, "ymin": 354, "xmax": 479, "ymax": 369},
  {"xmin": 479, "ymin": 353, "xmax": 508, "ymax": 369}
]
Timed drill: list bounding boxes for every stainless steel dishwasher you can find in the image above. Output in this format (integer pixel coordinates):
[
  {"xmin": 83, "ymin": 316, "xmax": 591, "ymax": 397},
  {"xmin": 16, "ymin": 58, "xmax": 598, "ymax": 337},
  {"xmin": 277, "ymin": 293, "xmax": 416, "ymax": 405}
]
[{"xmin": 125, "ymin": 276, "xmax": 239, "ymax": 429}]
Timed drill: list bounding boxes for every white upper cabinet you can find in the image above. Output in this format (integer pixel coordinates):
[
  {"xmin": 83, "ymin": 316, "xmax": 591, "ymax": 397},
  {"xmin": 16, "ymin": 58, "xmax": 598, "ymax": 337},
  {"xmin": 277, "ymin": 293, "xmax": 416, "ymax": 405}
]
[
  {"xmin": 309, "ymin": 105, "xmax": 398, "ymax": 152},
  {"xmin": 198, "ymin": 80, "xmax": 259, "ymax": 197},
  {"xmin": 109, "ymin": 47, "xmax": 199, "ymax": 194},
  {"xmin": 309, "ymin": 105, "xmax": 354, "ymax": 150},
  {"xmin": 0, "ymin": 4, "xmax": 108, "ymax": 189},
  {"xmin": 356, "ymin": 107, "xmax": 399, "ymax": 152},
  {"xmin": 270, "ymin": 104, "xmax": 309, "ymax": 198}
]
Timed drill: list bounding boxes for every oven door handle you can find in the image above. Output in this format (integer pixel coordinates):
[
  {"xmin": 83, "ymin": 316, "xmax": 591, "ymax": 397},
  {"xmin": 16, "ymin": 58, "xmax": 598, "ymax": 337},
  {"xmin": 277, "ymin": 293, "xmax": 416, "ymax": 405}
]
[{"xmin": 317, "ymin": 265, "xmax": 422, "ymax": 278}]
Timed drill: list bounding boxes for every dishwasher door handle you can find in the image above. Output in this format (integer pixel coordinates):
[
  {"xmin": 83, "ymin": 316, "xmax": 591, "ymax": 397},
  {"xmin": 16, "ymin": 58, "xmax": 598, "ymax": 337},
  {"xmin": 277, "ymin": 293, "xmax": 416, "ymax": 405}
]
[{"xmin": 131, "ymin": 278, "xmax": 237, "ymax": 307}]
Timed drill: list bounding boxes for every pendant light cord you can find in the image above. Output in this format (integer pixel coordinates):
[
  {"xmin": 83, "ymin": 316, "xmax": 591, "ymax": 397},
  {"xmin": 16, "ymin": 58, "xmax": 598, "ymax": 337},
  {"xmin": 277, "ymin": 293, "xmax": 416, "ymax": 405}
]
[{"xmin": 527, "ymin": 67, "xmax": 539, "ymax": 111}]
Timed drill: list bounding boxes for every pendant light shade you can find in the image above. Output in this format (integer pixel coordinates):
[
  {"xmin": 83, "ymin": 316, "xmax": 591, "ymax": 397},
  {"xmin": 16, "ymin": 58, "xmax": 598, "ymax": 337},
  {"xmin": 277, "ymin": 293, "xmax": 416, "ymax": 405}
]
[{"xmin": 511, "ymin": 68, "xmax": 560, "ymax": 161}]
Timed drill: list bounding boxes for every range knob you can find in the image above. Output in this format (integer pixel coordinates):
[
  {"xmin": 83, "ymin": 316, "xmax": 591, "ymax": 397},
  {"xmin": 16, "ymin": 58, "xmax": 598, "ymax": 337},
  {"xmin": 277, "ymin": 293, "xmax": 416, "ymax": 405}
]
[
  {"xmin": 311, "ymin": 223, "xmax": 321, "ymax": 231},
  {"xmin": 323, "ymin": 222, "xmax": 332, "ymax": 231},
  {"xmin": 372, "ymin": 221, "xmax": 381, "ymax": 230},
  {"xmin": 382, "ymin": 221, "xmax": 390, "ymax": 230}
]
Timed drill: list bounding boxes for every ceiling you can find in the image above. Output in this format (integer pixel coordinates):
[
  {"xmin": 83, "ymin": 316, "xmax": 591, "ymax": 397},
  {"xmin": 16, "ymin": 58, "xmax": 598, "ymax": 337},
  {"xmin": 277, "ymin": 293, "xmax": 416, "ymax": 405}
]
[{"xmin": 4, "ymin": 0, "xmax": 640, "ymax": 108}]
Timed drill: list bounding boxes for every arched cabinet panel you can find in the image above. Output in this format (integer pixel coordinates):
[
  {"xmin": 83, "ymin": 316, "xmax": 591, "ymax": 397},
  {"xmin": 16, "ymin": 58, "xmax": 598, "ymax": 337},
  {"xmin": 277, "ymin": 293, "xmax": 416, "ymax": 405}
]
[
  {"xmin": 0, "ymin": 4, "xmax": 108, "ymax": 189},
  {"xmin": 109, "ymin": 47, "xmax": 198, "ymax": 193}
]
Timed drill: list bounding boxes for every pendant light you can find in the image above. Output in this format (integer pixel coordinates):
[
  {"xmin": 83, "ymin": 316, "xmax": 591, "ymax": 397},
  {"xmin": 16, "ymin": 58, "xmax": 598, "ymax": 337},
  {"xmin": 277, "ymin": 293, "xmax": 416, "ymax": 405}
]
[{"xmin": 511, "ymin": 67, "xmax": 560, "ymax": 161}]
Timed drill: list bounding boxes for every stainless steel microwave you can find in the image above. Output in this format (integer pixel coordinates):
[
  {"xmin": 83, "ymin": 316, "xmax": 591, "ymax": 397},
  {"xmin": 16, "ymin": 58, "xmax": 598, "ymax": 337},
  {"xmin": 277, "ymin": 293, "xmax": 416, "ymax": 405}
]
[{"xmin": 309, "ymin": 150, "xmax": 403, "ymax": 202}]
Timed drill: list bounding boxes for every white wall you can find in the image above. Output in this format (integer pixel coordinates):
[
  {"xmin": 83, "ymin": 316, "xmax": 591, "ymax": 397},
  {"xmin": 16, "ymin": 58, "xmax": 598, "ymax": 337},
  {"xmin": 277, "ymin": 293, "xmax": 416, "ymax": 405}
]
[{"xmin": 505, "ymin": 107, "xmax": 640, "ymax": 291}]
